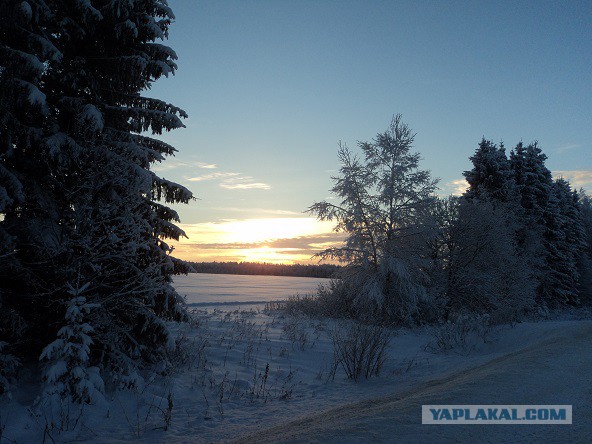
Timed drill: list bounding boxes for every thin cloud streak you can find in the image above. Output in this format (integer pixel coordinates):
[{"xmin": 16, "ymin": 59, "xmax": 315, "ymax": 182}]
[
  {"xmin": 219, "ymin": 175, "xmax": 271, "ymax": 190},
  {"xmin": 187, "ymin": 172, "xmax": 271, "ymax": 190},
  {"xmin": 187, "ymin": 172, "xmax": 238, "ymax": 182},
  {"xmin": 220, "ymin": 182, "xmax": 271, "ymax": 190},
  {"xmin": 211, "ymin": 207, "xmax": 301, "ymax": 216},
  {"xmin": 196, "ymin": 162, "xmax": 217, "ymax": 169},
  {"xmin": 552, "ymin": 170, "xmax": 592, "ymax": 190},
  {"xmin": 152, "ymin": 159, "xmax": 218, "ymax": 172},
  {"xmin": 556, "ymin": 144, "xmax": 581, "ymax": 153}
]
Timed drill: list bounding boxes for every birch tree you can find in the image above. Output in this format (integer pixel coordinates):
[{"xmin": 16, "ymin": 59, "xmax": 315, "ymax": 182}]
[{"xmin": 309, "ymin": 115, "xmax": 438, "ymax": 324}]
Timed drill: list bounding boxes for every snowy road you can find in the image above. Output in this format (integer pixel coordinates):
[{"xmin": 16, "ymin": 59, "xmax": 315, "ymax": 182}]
[{"xmin": 236, "ymin": 321, "xmax": 592, "ymax": 443}]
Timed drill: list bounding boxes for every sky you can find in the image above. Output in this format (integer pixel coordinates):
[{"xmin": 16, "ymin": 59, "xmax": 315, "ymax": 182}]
[{"xmin": 150, "ymin": 0, "xmax": 592, "ymax": 264}]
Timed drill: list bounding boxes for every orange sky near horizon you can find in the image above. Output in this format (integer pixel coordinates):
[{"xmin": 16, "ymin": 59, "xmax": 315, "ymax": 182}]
[{"xmin": 170, "ymin": 217, "xmax": 344, "ymax": 264}]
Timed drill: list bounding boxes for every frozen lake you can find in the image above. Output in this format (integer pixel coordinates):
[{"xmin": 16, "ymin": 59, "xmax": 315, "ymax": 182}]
[{"xmin": 173, "ymin": 273, "xmax": 331, "ymax": 307}]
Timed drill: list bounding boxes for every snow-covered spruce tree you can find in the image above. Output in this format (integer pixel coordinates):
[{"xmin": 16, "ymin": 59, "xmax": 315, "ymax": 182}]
[
  {"xmin": 308, "ymin": 115, "xmax": 438, "ymax": 325},
  {"xmin": 40, "ymin": 284, "xmax": 105, "ymax": 413},
  {"xmin": 459, "ymin": 139, "xmax": 545, "ymax": 319},
  {"xmin": 539, "ymin": 178, "xmax": 586, "ymax": 305},
  {"xmin": 577, "ymin": 189, "xmax": 592, "ymax": 304},
  {"xmin": 0, "ymin": 0, "xmax": 61, "ymax": 396},
  {"xmin": 0, "ymin": 0, "xmax": 192, "ymax": 400},
  {"xmin": 463, "ymin": 139, "xmax": 517, "ymax": 203},
  {"xmin": 508, "ymin": 143, "xmax": 581, "ymax": 306},
  {"xmin": 509, "ymin": 142, "xmax": 552, "ymax": 252}
]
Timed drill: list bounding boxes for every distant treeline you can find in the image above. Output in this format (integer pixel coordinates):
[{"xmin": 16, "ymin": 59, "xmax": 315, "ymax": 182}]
[{"xmin": 188, "ymin": 261, "xmax": 341, "ymax": 278}]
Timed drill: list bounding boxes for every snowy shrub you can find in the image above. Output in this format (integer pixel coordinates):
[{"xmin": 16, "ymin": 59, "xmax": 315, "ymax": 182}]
[
  {"xmin": 168, "ymin": 332, "xmax": 208, "ymax": 372},
  {"xmin": 331, "ymin": 322, "xmax": 391, "ymax": 381},
  {"xmin": 0, "ymin": 342, "xmax": 19, "ymax": 398},
  {"xmin": 293, "ymin": 261, "xmax": 428, "ymax": 327},
  {"xmin": 425, "ymin": 314, "xmax": 491, "ymax": 354},
  {"xmin": 348, "ymin": 257, "xmax": 428, "ymax": 326},
  {"xmin": 0, "ymin": 308, "xmax": 25, "ymax": 398},
  {"xmin": 284, "ymin": 294, "xmax": 321, "ymax": 316},
  {"xmin": 284, "ymin": 280, "xmax": 353, "ymax": 319},
  {"xmin": 282, "ymin": 316, "xmax": 309, "ymax": 351},
  {"xmin": 40, "ymin": 288, "xmax": 105, "ymax": 406}
]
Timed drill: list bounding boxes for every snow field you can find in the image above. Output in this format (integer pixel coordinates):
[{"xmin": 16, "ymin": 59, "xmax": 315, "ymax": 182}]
[{"xmin": 1, "ymin": 275, "xmax": 590, "ymax": 443}]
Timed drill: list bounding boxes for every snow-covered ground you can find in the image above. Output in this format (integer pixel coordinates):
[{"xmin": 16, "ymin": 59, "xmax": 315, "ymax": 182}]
[{"xmin": 1, "ymin": 274, "xmax": 590, "ymax": 443}]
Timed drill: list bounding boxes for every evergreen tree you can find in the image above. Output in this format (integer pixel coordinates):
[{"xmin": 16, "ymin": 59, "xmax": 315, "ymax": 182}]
[
  {"xmin": 510, "ymin": 142, "xmax": 553, "ymax": 226},
  {"xmin": 463, "ymin": 138, "xmax": 516, "ymax": 203},
  {"xmin": 0, "ymin": 0, "xmax": 192, "ymax": 399},
  {"xmin": 577, "ymin": 189, "xmax": 592, "ymax": 304},
  {"xmin": 0, "ymin": 0, "xmax": 60, "ymax": 395},
  {"xmin": 540, "ymin": 179, "xmax": 586, "ymax": 305},
  {"xmin": 578, "ymin": 189, "xmax": 592, "ymax": 258},
  {"xmin": 510, "ymin": 143, "xmax": 582, "ymax": 305}
]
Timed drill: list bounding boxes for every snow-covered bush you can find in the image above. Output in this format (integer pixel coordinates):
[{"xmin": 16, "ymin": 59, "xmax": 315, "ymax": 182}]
[
  {"xmin": 40, "ymin": 287, "xmax": 105, "ymax": 406},
  {"xmin": 425, "ymin": 314, "xmax": 491, "ymax": 354},
  {"xmin": 0, "ymin": 307, "xmax": 25, "ymax": 398},
  {"xmin": 282, "ymin": 316, "xmax": 309, "ymax": 351},
  {"xmin": 331, "ymin": 322, "xmax": 391, "ymax": 381},
  {"xmin": 0, "ymin": 342, "xmax": 19, "ymax": 398},
  {"xmin": 283, "ymin": 281, "xmax": 352, "ymax": 319}
]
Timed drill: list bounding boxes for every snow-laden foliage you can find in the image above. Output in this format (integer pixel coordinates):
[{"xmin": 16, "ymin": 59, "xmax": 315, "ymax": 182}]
[
  {"xmin": 578, "ymin": 190, "xmax": 592, "ymax": 304},
  {"xmin": 540, "ymin": 179, "xmax": 587, "ymax": 305},
  {"xmin": 40, "ymin": 288, "xmax": 105, "ymax": 405},
  {"xmin": 0, "ymin": 0, "xmax": 192, "ymax": 404},
  {"xmin": 308, "ymin": 115, "xmax": 438, "ymax": 325},
  {"xmin": 463, "ymin": 139, "xmax": 589, "ymax": 309},
  {"xmin": 428, "ymin": 197, "xmax": 536, "ymax": 324},
  {"xmin": 0, "ymin": 341, "xmax": 19, "ymax": 398},
  {"xmin": 464, "ymin": 139, "xmax": 516, "ymax": 203},
  {"xmin": 308, "ymin": 121, "xmax": 591, "ymax": 327}
]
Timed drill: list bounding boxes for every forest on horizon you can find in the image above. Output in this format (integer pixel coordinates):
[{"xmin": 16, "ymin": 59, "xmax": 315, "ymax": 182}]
[{"xmin": 188, "ymin": 261, "xmax": 341, "ymax": 279}]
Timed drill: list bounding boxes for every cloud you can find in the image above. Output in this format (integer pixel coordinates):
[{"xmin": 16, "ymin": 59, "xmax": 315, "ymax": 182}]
[
  {"xmin": 179, "ymin": 217, "xmax": 335, "ymax": 244},
  {"xmin": 212, "ymin": 207, "xmax": 301, "ymax": 215},
  {"xmin": 196, "ymin": 162, "xmax": 217, "ymax": 169},
  {"xmin": 556, "ymin": 144, "xmax": 581, "ymax": 153},
  {"xmin": 152, "ymin": 157, "xmax": 270, "ymax": 191},
  {"xmin": 152, "ymin": 159, "xmax": 218, "ymax": 172},
  {"xmin": 220, "ymin": 181, "xmax": 271, "ymax": 190},
  {"xmin": 187, "ymin": 172, "xmax": 239, "ymax": 182},
  {"xmin": 266, "ymin": 233, "xmax": 345, "ymax": 250},
  {"xmin": 552, "ymin": 170, "xmax": 592, "ymax": 190},
  {"xmin": 152, "ymin": 160, "xmax": 188, "ymax": 172},
  {"xmin": 439, "ymin": 178, "xmax": 468, "ymax": 196},
  {"xmin": 176, "ymin": 232, "xmax": 344, "ymax": 253},
  {"xmin": 218, "ymin": 175, "xmax": 271, "ymax": 190},
  {"xmin": 187, "ymin": 172, "xmax": 271, "ymax": 190}
]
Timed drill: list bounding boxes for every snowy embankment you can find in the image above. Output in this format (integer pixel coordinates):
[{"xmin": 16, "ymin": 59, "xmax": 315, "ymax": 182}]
[{"xmin": 1, "ymin": 275, "xmax": 590, "ymax": 443}]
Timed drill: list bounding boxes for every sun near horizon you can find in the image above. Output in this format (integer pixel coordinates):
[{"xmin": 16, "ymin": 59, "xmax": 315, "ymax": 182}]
[{"xmin": 170, "ymin": 216, "xmax": 344, "ymax": 264}]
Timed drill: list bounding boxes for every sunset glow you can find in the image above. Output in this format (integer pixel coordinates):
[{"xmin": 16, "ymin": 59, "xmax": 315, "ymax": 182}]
[{"xmin": 171, "ymin": 217, "xmax": 343, "ymax": 264}]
